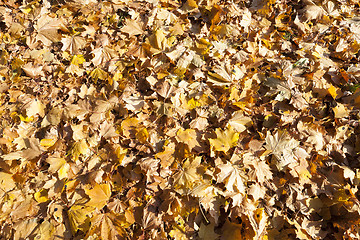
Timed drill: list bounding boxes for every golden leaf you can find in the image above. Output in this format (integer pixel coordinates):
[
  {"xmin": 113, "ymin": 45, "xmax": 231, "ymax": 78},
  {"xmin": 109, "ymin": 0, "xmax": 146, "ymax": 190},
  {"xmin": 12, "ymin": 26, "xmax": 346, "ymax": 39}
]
[
  {"xmin": 0, "ymin": 172, "xmax": 16, "ymax": 192},
  {"xmin": 120, "ymin": 19, "xmax": 144, "ymax": 36},
  {"xmin": 46, "ymin": 157, "xmax": 70, "ymax": 180},
  {"xmin": 69, "ymin": 139, "xmax": 89, "ymax": 161},
  {"xmin": 40, "ymin": 138, "xmax": 57, "ymax": 148},
  {"xmin": 333, "ymin": 103, "xmax": 350, "ymax": 118},
  {"xmin": 68, "ymin": 204, "xmax": 92, "ymax": 234},
  {"xmin": 216, "ymin": 162, "xmax": 246, "ymax": 193},
  {"xmin": 33, "ymin": 220, "xmax": 54, "ymax": 240},
  {"xmin": 26, "ymin": 98, "xmax": 45, "ymax": 118},
  {"xmin": 173, "ymin": 157, "xmax": 202, "ymax": 195},
  {"xmin": 209, "ymin": 126, "xmax": 239, "ymax": 153},
  {"xmin": 176, "ymin": 128, "xmax": 201, "ymax": 150},
  {"xmin": 85, "ymin": 183, "xmax": 112, "ymax": 209},
  {"xmin": 34, "ymin": 189, "xmax": 49, "ymax": 203},
  {"xmin": 136, "ymin": 127, "xmax": 149, "ymax": 144},
  {"xmin": 88, "ymin": 213, "xmax": 126, "ymax": 240}
]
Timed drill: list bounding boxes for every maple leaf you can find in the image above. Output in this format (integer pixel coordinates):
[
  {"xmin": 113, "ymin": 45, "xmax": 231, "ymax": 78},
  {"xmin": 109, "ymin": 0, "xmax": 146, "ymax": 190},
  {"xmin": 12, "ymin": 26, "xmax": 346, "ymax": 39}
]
[
  {"xmin": 120, "ymin": 19, "xmax": 144, "ymax": 36},
  {"xmin": 0, "ymin": 172, "xmax": 16, "ymax": 192},
  {"xmin": 85, "ymin": 183, "xmax": 112, "ymax": 209},
  {"xmin": 248, "ymin": 208, "xmax": 268, "ymax": 240},
  {"xmin": 35, "ymin": 15, "xmax": 65, "ymax": 46},
  {"xmin": 99, "ymin": 120, "xmax": 119, "ymax": 139},
  {"xmin": 228, "ymin": 111, "xmax": 252, "ymax": 133},
  {"xmin": 243, "ymin": 155, "xmax": 272, "ymax": 184},
  {"xmin": 22, "ymin": 63, "xmax": 44, "ymax": 78},
  {"xmin": 265, "ymin": 77, "xmax": 291, "ymax": 101},
  {"xmin": 61, "ymin": 35, "xmax": 86, "ymax": 54},
  {"xmin": 265, "ymin": 130, "xmax": 299, "ymax": 170},
  {"xmin": 46, "ymin": 157, "xmax": 70, "ymax": 180},
  {"xmin": 68, "ymin": 203, "xmax": 93, "ymax": 234},
  {"xmin": 123, "ymin": 95, "xmax": 145, "ymax": 112},
  {"xmin": 13, "ymin": 219, "xmax": 38, "ymax": 240},
  {"xmin": 297, "ymin": 121, "xmax": 325, "ymax": 151},
  {"xmin": 156, "ymin": 143, "xmax": 175, "ymax": 168},
  {"xmin": 173, "ymin": 157, "xmax": 202, "ymax": 195},
  {"xmin": 33, "ymin": 220, "xmax": 54, "ymax": 240},
  {"xmin": 209, "ymin": 126, "xmax": 239, "ymax": 153},
  {"xmin": 87, "ymin": 212, "xmax": 126, "ymax": 240},
  {"xmin": 26, "ymin": 98, "xmax": 45, "ymax": 118},
  {"xmin": 216, "ymin": 162, "xmax": 246, "ymax": 193},
  {"xmin": 69, "ymin": 139, "xmax": 89, "ymax": 161},
  {"xmin": 176, "ymin": 128, "xmax": 201, "ymax": 151},
  {"xmin": 91, "ymin": 46, "xmax": 118, "ymax": 66},
  {"xmin": 142, "ymin": 198, "xmax": 163, "ymax": 230}
]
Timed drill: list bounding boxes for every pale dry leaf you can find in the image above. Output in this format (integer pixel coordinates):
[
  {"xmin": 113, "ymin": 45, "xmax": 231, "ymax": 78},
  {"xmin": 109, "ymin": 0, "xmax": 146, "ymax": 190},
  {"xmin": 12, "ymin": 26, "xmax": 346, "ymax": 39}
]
[
  {"xmin": 61, "ymin": 35, "xmax": 86, "ymax": 54},
  {"xmin": 216, "ymin": 162, "xmax": 246, "ymax": 193},
  {"xmin": 265, "ymin": 130, "xmax": 299, "ymax": 171},
  {"xmin": 35, "ymin": 15, "xmax": 65, "ymax": 46},
  {"xmin": 120, "ymin": 19, "xmax": 144, "ymax": 36}
]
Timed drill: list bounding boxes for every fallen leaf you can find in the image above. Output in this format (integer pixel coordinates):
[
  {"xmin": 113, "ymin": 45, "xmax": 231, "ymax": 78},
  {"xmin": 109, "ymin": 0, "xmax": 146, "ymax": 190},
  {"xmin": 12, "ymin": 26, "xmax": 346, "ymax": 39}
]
[
  {"xmin": 85, "ymin": 183, "xmax": 112, "ymax": 209},
  {"xmin": 209, "ymin": 126, "xmax": 239, "ymax": 153}
]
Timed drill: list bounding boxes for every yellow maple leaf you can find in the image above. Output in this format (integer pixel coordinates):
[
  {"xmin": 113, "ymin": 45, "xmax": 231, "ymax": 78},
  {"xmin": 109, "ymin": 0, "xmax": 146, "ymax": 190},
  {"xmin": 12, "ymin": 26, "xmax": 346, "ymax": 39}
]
[
  {"xmin": 68, "ymin": 203, "xmax": 93, "ymax": 234},
  {"xmin": 209, "ymin": 126, "xmax": 239, "ymax": 153},
  {"xmin": 176, "ymin": 128, "xmax": 201, "ymax": 150},
  {"xmin": 89, "ymin": 68, "xmax": 108, "ymax": 83},
  {"xmin": 173, "ymin": 157, "xmax": 202, "ymax": 195},
  {"xmin": 87, "ymin": 213, "xmax": 126, "ymax": 240},
  {"xmin": 85, "ymin": 183, "xmax": 112, "ymax": 209},
  {"xmin": 69, "ymin": 139, "xmax": 89, "ymax": 161},
  {"xmin": 46, "ymin": 157, "xmax": 70, "ymax": 180},
  {"xmin": 155, "ymin": 141, "xmax": 175, "ymax": 168}
]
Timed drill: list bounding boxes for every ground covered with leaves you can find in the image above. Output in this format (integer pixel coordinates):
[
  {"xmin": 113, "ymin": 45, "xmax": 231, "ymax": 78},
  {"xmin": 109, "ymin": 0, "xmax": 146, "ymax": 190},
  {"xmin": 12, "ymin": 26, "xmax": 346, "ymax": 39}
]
[{"xmin": 1, "ymin": 0, "xmax": 360, "ymax": 239}]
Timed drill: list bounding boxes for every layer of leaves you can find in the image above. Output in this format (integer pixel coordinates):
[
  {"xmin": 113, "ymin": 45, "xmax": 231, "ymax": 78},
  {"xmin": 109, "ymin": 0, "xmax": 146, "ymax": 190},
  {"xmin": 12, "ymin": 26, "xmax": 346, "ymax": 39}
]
[{"xmin": 1, "ymin": 0, "xmax": 360, "ymax": 239}]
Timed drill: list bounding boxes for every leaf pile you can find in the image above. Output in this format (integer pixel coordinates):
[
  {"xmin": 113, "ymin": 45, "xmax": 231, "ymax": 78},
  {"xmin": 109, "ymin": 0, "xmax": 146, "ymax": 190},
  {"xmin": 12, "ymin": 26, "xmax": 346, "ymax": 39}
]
[{"xmin": 1, "ymin": 0, "xmax": 360, "ymax": 239}]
